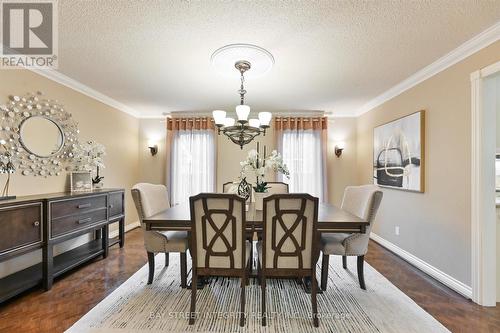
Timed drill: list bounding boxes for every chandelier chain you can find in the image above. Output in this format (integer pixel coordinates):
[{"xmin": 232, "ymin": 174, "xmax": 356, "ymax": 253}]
[{"xmin": 239, "ymin": 71, "xmax": 246, "ymax": 105}]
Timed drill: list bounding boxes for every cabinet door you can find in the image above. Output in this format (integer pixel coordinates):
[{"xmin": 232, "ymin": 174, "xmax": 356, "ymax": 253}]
[
  {"xmin": 108, "ymin": 191, "xmax": 124, "ymax": 218},
  {"xmin": 0, "ymin": 203, "xmax": 42, "ymax": 255}
]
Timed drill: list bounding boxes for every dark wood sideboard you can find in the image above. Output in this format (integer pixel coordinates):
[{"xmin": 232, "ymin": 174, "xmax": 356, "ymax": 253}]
[{"xmin": 0, "ymin": 189, "xmax": 125, "ymax": 303}]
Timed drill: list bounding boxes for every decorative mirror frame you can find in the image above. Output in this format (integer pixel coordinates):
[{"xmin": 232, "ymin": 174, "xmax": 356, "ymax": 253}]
[
  {"xmin": 0, "ymin": 92, "xmax": 80, "ymax": 177},
  {"xmin": 19, "ymin": 115, "xmax": 66, "ymax": 158}
]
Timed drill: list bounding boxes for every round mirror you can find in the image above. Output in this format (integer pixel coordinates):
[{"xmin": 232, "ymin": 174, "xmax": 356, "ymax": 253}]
[{"xmin": 20, "ymin": 116, "xmax": 64, "ymax": 158}]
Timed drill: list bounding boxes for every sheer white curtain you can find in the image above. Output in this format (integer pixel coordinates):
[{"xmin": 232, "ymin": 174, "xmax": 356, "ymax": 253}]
[
  {"xmin": 170, "ymin": 129, "xmax": 215, "ymax": 206},
  {"xmin": 278, "ymin": 130, "xmax": 325, "ymax": 201},
  {"xmin": 275, "ymin": 117, "xmax": 328, "ymax": 202}
]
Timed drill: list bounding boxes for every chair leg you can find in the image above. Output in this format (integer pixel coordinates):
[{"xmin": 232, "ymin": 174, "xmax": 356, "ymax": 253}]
[
  {"xmin": 342, "ymin": 255, "xmax": 347, "ymax": 269},
  {"xmin": 311, "ymin": 271, "xmax": 319, "ymax": 327},
  {"xmin": 357, "ymin": 255, "xmax": 366, "ymax": 290},
  {"xmin": 189, "ymin": 271, "xmax": 197, "ymax": 325},
  {"xmin": 180, "ymin": 252, "xmax": 187, "ymax": 288},
  {"xmin": 261, "ymin": 276, "xmax": 266, "ymax": 326},
  {"xmin": 165, "ymin": 252, "xmax": 169, "ymax": 267},
  {"xmin": 321, "ymin": 254, "xmax": 330, "ymax": 291},
  {"xmin": 147, "ymin": 252, "xmax": 155, "ymax": 284},
  {"xmin": 240, "ymin": 275, "xmax": 246, "ymax": 327}
]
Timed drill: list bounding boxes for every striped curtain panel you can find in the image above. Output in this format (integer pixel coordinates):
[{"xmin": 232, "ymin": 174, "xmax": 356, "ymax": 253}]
[
  {"xmin": 274, "ymin": 116, "xmax": 328, "ymax": 202},
  {"xmin": 166, "ymin": 117, "xmax": 216, "ymax": 206}
]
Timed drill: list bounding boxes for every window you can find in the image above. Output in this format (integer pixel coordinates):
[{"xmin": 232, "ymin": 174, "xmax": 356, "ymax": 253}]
[
  {"xmin": 170, "ymin": 129, "xmax": 215, "ymax": 205},
  {"xmin": 279, "ymin": 129, "xmax": 326, "ymax": 202}
]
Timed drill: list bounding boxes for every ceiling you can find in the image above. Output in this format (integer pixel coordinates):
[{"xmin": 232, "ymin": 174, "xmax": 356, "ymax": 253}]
[{"xmin": 57, "ymin": 1, "xmax": 500, "ymax": 118}]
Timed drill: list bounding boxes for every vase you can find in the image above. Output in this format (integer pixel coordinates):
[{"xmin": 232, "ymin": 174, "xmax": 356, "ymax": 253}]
[{"xmin": 254, "ymin": 192, "xmax": 269, "ymax": 210}]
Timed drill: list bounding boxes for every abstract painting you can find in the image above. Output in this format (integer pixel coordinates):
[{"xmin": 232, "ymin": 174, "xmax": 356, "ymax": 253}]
[{"xmin": 373, "ymin": 111, "xmax": 425, "ymax": 192}]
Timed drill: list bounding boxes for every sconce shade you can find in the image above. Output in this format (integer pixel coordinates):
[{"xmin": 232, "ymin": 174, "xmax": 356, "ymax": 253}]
[
  {"xmin": 235, "ymin": 105, "xmax": 250, "ymax": 122},
  {"xmin": 212, "ymin": 110, "xmax": 226, "ymax": 125},
  {"xmin": 148, "ymin": 145, "xmax": 158, "ymax": 156},
  {"xmin": 258, "ymin": 112, "xmax": 272, "ymax": 126},
  {"xmin": 334, "ymin": 142, "xmax": 345, "ymax": 157}
]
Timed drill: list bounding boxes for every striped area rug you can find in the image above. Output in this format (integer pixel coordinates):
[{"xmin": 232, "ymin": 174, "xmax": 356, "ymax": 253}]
[{"xmin": 67, "ymin": 254, "xmax": 449, "ymax": 333}]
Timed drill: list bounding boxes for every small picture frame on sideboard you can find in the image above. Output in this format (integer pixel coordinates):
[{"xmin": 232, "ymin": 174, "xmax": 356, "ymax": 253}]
[{"xmin": 70, "ymin": 171, "xmax": 93, "ymax": 192}]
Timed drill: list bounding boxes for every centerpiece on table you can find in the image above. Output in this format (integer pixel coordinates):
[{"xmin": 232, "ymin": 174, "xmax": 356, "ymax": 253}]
[
  {"xmin": 73, "ymin": 141, "xmax": 106, "ymax": 189},
  {"xmin": 239, "ymin": 144, "xmax": 289, "ymax": 210}
]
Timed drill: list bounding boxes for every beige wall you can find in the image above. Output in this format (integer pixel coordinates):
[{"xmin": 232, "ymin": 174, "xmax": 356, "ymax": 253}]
[
  {"xmin": 326, "ymin": 117, "xmax": 358, "ymax": 206},
  {"xmin": 0, "ymin": 69, "xmax": 140, "ymax": 277},
  {"xmin": 356, "ymin": 41, "xmax": 500, "ymax": 286},
  {"xmin": 139, "ymin": 118, "xmax": 167, "ymax": 184}
]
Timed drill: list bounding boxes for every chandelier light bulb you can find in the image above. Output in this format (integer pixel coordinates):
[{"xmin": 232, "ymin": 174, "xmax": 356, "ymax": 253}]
[
  {"xmin": 224, "ymin": 117, "xmax": 235, "ymax": 127},
  {"xmin": 235, "ymin": 105, "xmax": 250, "ymax": 122},
  {"xmin": 258, "ymin": 112, "xmax": 272, "ymax": 126},
  {"xmin": 248, "ymin": 119, "xmax": 260, "ymax": 128},
  {"xmin": 212, "ymin": 110, "xmax": 227, "ymax": 125}
]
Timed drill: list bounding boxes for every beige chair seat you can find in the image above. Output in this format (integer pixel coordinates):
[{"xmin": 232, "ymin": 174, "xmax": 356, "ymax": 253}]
[
  {"xmin": 320, "ymin": 233, "xmax": 350, "ymax": 255},
  {"xmin": 159, "ymin": 231, "xmax": 189, "ymax": 252}
]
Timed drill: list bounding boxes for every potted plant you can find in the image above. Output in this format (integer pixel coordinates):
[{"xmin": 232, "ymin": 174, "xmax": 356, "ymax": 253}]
[{"xmin": 240, "ymin": 149, "xmax": 289, "ymax": 210}]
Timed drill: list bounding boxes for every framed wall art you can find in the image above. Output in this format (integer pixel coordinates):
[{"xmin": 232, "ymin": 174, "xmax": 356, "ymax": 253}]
[
  {"xmin": 373, "ymin": 110, "xmax": 425, "ymax": 192},
  {"xmin": 70, "ymin": 171, "xmax": 93, "ymax": 192}
]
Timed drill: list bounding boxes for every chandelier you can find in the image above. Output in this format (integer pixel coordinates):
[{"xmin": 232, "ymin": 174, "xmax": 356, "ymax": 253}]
[{"xmin": 212, "ymin": 53, "xmax": 272, "ymax": 149}]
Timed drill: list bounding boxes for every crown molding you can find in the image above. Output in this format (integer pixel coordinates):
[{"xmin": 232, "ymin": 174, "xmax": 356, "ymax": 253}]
[
  {"xmin": 29, "ymin": 68, "xmax": 140, "ymax": 118},
  {"xmin": 356, "ymin": 21, "xmax": 500, "ymax": 117}
]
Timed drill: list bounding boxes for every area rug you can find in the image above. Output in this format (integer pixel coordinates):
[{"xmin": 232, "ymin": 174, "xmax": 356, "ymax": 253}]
[{"xmin": 66, "ymin": 253, "xmax": 449, "ymax": 333}]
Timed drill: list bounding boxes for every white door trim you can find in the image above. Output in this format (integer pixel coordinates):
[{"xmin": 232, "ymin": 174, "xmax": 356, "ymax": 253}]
[{"xmin": 470, "ymin": 60, "xmax": 500, "ymax": 306}]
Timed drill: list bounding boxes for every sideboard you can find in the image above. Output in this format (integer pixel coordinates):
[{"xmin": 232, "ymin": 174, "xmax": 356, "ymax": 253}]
[{"xmin": 0, "ymin": 189, "xmax": 125, "ymax": 303}]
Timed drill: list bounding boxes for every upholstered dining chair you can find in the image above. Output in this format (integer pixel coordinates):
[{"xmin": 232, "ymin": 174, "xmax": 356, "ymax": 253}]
[
  {"xmin": 257, "ymin": 193, "xmax": 320, "ymax": 327},
  {"xmin": 189, "ymin": 193, "xmax": 251, "ymax": 327},
  {"xmin": 264, "ymin": 181, "xmax": 289, "ymax": 195},
  {"xmin": 222, "ymin": 181, "xmax": 288, "ymax": 196},
  {"xmin": 131, "ymin": 183, "xmax": 189, "ymax": 287},
  {"xmin": 320, "ymin": 185, "xmax": 383, "ymax": 291}
]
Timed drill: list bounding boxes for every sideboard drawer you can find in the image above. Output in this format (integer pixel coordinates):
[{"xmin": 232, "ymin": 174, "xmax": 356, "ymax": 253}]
[
  {"xmin": 50, "ymin": 195, "xmax": 107, "ymax": 219},
  {"xmin": 51, "ymin": 208, "xmax": 107, "ymax": 238},
  {"xmin": 108, "ymin": 192, "xmax": 124, "ymax": 218},
  {"xmin": 0, "ymin": 203, "xmax": 42, "ymax": 255}
]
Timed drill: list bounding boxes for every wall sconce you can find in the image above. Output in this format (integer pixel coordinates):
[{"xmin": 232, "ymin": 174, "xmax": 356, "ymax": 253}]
[
  {"xmin": 334, "ymin": 142, "xmax": 345, "ymax": 158},
  {"xmin": 147, "ymin": 140, "xmax": 158, "ymax": 156}
]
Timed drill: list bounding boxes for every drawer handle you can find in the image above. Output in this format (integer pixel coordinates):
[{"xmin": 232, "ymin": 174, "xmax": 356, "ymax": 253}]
[
  {"xmin": 33, "ymin": 221, "xmax": 40, "ymax": 227},
  {"xmin": 109, "ymin": 204, "xmax": 114, "ymax": 208},
  {"xmin": 78, "ymin": 217, "xmax": 92, "ymax": 224},
  {"xmin": 77, "ymin": 203, "xmax": 92, "ymax": 209}
]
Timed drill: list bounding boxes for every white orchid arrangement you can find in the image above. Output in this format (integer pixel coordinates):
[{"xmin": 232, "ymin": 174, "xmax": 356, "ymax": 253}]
[
  {"xmin": 240, "ymin": 149, "xmax": 289, "ymax": 193},
  {"xmin": 73, "ymin": 141, "xmax": 106, "ymax": 183}
]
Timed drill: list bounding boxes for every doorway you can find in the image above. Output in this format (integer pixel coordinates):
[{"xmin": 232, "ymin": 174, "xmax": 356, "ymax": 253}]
[{"xmin": 471, "ymin": 60, "xmax": 500, "ymax": 306}]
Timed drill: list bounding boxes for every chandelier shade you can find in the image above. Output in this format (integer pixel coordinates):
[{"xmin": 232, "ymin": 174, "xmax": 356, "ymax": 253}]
[
  {"xmin": 212, "ymin": 110, "xmax": 226, "ymax": 125},
  {"xmin": 248, "ymin": 119, "xmax": 260, "ymax": 128},
  {"xmin": 235, "ymin": 105, "xmax": 251, "ymax": 122},
  {"xmin": 258, "ymin": 112, "xmax": 272, "ymax": 127}
]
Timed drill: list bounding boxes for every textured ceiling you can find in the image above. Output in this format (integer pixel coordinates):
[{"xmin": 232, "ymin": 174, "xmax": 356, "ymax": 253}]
[{"xmin": 57, "ymin": 1, "xmax": 500, "ymax": 117}]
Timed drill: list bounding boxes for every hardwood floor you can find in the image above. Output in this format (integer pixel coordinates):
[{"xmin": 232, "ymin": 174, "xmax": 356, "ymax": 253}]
[{"xmin": 0, "ymin": 228, "xmax": 498, "ymax": 333}]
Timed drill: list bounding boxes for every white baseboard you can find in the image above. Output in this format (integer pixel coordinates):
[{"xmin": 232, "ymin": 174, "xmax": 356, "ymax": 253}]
[
  {"xmin": 109, "ymin": 221, "xmax": 141, "ymax": 239},
  {"xmin": 370, "ymin": 233, "xmax": 472, "ymax": 299}
]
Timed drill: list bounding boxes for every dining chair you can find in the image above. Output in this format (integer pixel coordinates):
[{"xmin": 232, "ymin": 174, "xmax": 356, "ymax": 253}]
[
  {"xmin": 257, "ymin": 193, "xmax": 320, "ymax": 327},
  {"xmin": 264, "ymin": 181, "xmax": 289, "ymax": 194},
  {"xmin": 131, "ymin": 183, "xmax": 189, "ymax": 287},
  {"xmin": 222, "ymin": 181, "xmax": 236, "ymax": 193},
  {"xmin": 320, "ymin": 185, "xmax": 383, "ymax": 291},
  {"xmin": 189, "ymin": 193, "xmax": 251, "ymax": 327}
]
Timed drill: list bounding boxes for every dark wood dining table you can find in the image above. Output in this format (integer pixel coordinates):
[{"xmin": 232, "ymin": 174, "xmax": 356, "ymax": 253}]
[
  {"xmin": 143, "ymin": 202, "xmax": 367, "ymax": 233},
  {"xmin": 143, "ymin": 201, "xmax": 368, "ymax": 292}
]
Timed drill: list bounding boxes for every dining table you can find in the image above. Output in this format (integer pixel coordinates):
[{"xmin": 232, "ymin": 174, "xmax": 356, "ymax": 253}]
[{"xmin": 143, "ymin": 201, "xmax": 368, "ymax": 292}]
